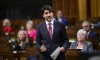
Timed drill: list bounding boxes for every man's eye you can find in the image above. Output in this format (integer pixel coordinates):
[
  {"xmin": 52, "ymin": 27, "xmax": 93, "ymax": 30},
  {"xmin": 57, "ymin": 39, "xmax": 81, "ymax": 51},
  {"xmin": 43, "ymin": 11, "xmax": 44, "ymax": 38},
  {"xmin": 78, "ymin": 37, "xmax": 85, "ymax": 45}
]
[
  {"xmin": 49, "ymin": 12, "xmax": 51, "ymax": 13},
  {"xmin": 45, "ymin": 12, "xmax": 48, "ymax": 14}
]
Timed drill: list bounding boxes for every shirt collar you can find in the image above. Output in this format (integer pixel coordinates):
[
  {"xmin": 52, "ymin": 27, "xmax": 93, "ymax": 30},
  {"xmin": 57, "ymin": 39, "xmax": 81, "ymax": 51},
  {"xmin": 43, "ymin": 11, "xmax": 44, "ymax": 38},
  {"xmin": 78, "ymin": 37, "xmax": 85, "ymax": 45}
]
[{"xmin": 87, "ymin": 30, "xmax": 91, "ymax": 35}]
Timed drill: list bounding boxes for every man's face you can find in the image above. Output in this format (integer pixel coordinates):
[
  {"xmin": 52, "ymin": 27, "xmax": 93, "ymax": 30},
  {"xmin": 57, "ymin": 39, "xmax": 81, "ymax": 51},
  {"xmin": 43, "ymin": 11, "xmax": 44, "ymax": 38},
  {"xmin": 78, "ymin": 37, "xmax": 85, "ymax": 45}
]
[
  {"xmin": 43, "ymin": 10, "xmax": 53, "ymax": 22},
  {"xmin": 82, "ymin": 23, "xmax": 90, "ymax": 32},
  {"xmin": 57, "ymin": 11, "xmax": 62, "ymax": 18}
]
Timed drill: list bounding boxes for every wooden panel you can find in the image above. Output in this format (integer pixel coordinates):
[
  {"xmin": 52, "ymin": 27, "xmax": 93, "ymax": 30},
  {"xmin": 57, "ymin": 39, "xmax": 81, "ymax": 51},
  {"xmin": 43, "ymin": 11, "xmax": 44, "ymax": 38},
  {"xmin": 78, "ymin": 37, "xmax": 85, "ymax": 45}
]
[
  {"xmin": 69, "ymin": 0, "xmax": 76, "ymax": 18},
  {"xmin": 98, "ymin": 0, "xmax": 100, "ymax": 17},
  {"xmin": 53, "ymin": 0, "xmax": 63, "ymax": 15},
  {"xmin": 62, "ymin": 0, "xmax": 70, "ymax": 17},
  {"xmin": 90, "ymin": 0, "xmax": 98, "ymax": 18},
  {"xmin": 78, "ymin": 0, "xmax": 87, "ymax": 20}
]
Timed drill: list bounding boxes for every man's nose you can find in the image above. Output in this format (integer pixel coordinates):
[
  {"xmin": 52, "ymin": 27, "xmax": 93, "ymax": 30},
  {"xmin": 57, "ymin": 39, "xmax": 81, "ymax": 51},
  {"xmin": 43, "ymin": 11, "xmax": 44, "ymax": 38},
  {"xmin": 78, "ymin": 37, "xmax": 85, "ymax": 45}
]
[{"xmin": 47, "ymin": 13, "xmax": 51, "ymax": 17}]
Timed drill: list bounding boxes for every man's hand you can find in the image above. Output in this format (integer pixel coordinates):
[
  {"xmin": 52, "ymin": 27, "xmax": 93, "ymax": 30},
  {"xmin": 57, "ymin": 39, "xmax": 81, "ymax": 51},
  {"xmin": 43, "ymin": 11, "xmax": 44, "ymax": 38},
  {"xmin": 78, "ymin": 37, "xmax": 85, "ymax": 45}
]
[
  {"xmin": 60, "ymin": 47, "xmax": 65, "ymax": 52},
  {"xmin": 40, "ymin": 44, "xmax": 47, "ymax": 52}
]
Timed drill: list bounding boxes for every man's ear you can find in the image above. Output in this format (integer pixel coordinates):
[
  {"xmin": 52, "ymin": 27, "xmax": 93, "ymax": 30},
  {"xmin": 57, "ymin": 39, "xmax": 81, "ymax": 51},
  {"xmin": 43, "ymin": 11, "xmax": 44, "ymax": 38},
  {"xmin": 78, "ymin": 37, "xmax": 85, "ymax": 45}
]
[{"xmin": 42, "ymin": 14, "xmax": 44, "ymax": 17}]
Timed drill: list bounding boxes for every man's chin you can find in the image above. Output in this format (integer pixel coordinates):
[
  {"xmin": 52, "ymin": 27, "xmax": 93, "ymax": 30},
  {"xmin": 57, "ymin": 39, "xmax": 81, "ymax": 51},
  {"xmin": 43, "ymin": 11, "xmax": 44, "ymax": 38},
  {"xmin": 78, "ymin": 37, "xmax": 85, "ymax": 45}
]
[{"xmin": 47, "ymin": 19, "xmax": 52, "ymax": 22}]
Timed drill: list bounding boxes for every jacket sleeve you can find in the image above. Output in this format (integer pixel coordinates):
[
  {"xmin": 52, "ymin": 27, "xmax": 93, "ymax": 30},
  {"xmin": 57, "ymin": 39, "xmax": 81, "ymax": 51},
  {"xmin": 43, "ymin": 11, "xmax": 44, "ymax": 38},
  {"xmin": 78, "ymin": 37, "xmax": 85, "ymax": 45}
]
[
  {"xmin": 62, "ymin": 24, "xmax": 69, "ymax": 50},
  {"xmin": 35, "ymin": 25, "xmax": 42, "ymax": 52}
]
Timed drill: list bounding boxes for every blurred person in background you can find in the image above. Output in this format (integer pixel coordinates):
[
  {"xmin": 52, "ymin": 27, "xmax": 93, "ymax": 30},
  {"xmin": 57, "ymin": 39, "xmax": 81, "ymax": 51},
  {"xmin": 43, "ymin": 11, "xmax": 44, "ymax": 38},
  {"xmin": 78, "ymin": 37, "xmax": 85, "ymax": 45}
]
[
  {"xmin": 82, "ymin": 21, "xmax": 99, "ymax": 42},
  {"xmin": 12, "ymin": 30, "xmax": 29, "ymax": 51},
  {"xmin": 26, "ymin": 20, "xmax": 37, "ymax": 43},
  {"xmin": 12, "ymin": 30, "xmax": 38, "ymax": 60},
  {"xmin": 91, "ymin": 22, "xmax": 100, "ymax": 29},
  {"xmin": 55, "ymin": 10, "xmax": 68, "ymax": 29},
  {"xmin": 70, "ymin": 29, "xmax": 93, "ymax": 52},
  {"xmin": 2, "ymin": 18, "xmax": 13, "ymax": 40},
  {"xmin": 88, "ymin": 56, "xmax": 100, "ymax": 60}
]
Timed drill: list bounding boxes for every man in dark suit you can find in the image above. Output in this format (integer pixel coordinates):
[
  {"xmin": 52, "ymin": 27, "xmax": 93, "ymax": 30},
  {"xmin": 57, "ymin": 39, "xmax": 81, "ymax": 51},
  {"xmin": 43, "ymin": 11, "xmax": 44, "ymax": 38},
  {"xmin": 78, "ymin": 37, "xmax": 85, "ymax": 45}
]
[
  {"xmin": 55, "ymin": 10, "xmax": 68, "ymax": 29},
  {"xmin": 36, "ymin": 5, "xmax": 69, "ymax": 60},
  {"xmin": 82, "ymin": 21, "xmax": 99, "ymax": 42}
]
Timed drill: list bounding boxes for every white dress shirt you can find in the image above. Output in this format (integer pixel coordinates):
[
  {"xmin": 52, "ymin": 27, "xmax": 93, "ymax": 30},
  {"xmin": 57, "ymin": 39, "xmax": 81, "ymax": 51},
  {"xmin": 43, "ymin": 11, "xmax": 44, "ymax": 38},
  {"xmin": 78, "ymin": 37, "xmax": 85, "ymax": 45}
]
[
  {"xmin": 45, "ymin": 18, "xmax": 54, "ymax": 34},
  {"xmin": 58, "ymin": 18, "xmax": 62, "ymax": 22}
]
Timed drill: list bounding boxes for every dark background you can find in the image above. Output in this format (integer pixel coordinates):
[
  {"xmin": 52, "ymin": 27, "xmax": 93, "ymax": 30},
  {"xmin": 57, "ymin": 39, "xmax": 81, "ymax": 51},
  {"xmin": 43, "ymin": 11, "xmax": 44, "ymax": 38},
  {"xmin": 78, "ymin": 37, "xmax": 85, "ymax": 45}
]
[{"xmin": 0, "ymin": 0, "xmax": 52, "ymax": 20}]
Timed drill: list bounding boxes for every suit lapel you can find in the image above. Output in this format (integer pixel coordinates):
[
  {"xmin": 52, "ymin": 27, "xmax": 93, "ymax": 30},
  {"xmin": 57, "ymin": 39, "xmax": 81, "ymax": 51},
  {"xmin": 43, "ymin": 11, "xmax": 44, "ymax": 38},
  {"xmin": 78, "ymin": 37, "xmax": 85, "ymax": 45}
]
[
  {"xmin": 43, "ymin": 22, "xmax": 51, "ymax": 40},
  {"xmin": 52, "ymin": 21, "xmax": 57, "ymax": 40},
  {"xmin": 88, "ymin": 31, "xmax": 92, "ymax": 38}
]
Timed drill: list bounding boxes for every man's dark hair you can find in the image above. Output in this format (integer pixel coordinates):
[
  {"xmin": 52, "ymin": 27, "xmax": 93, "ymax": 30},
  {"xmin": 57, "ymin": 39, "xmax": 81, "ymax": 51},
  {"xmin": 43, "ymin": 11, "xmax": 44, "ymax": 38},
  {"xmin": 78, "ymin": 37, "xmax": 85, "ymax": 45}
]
[{"xmin": 41, "ymin": 5, "xmax": 54, "ymax": 14}]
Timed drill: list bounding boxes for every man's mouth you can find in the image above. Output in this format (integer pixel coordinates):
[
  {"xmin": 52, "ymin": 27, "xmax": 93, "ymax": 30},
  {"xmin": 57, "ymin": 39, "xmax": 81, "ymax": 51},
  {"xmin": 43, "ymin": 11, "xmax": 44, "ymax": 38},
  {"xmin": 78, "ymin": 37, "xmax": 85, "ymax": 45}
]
[{"xmin": 47, "ymin": 17, "xmax": 51, "ymax": 19}]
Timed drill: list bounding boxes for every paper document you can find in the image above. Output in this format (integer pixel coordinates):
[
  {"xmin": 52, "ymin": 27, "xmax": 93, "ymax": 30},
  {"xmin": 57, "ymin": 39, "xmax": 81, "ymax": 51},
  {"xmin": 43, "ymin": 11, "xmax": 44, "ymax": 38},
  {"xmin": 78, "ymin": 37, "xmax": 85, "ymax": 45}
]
[{"xmin": 50, "ymin": 47, "xmax": 61, "ymax": 60}]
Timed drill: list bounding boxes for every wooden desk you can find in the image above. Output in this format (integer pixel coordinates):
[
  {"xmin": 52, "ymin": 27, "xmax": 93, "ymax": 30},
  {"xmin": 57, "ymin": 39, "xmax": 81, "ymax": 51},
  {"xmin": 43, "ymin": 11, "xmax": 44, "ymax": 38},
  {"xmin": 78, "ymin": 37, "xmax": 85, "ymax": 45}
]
[
  {"xmin": 13, "ymin": 46, "xmax": 39, "ymax": 60},
  {"xmin": 0, "ymin": 47, "xmax": 13, "ymax": 60},
  {"xmin": 65, "ymin": 49, "xmax": 81, "ymax": 60}
]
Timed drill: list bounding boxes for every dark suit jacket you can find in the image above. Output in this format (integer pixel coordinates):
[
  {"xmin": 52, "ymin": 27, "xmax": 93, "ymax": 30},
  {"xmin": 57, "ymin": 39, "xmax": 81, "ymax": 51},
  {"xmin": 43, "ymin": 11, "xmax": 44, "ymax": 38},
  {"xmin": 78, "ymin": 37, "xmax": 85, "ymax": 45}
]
[
  {"xmin": 87, "ymin": 30, "xmax": 99, "ymax": 42},
  {"xmin": 70, "ymin": 41, "xmax": 93, "ymax": 52},
  {"xmin": 36, "ymin": 20, "xmax": 69, "ymax": 55}
]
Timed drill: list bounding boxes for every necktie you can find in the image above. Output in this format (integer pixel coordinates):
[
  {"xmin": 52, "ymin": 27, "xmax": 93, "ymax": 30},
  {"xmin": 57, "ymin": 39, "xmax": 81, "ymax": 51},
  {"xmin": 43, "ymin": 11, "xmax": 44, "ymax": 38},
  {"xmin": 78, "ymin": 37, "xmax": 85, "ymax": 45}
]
[{"xmin": 48, "ymin": 23, "xmax": 52, "ymax": 39}]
